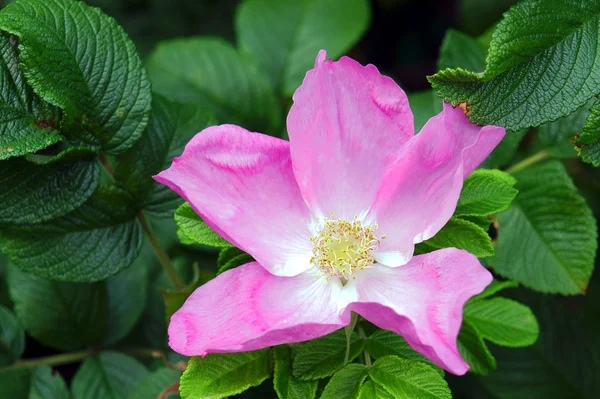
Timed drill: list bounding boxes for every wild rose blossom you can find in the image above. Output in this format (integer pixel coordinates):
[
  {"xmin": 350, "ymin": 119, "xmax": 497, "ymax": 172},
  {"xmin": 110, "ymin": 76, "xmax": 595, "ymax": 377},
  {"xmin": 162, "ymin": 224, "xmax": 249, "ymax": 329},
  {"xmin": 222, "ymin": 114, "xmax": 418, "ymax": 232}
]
[{"xmin": 155, "ymin": 50, "xmax": 505, "ymax": 375}]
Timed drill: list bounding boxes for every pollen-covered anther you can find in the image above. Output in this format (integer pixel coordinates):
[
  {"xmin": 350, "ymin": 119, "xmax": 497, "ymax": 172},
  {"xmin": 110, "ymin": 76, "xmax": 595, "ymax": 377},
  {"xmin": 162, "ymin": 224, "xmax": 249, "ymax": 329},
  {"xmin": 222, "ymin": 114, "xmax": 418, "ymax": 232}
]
[{"xmin": 310, "ymin": 216, "xmax": 382, "ymax": 281}]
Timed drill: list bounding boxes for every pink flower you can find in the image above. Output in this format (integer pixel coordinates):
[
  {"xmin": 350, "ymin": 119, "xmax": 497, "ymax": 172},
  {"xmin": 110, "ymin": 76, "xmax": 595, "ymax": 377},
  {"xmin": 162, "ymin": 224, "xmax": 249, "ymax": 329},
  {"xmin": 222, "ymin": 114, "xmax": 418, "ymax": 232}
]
[{"xmin": 154, "ymin": 50, "xmax": 505, "ymax": 375}]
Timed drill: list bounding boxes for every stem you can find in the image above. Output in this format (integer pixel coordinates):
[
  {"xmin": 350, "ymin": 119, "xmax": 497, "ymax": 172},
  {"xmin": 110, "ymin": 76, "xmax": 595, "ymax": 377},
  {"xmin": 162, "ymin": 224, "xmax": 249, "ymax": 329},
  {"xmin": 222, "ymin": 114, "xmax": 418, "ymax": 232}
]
[
  {"xmin": 344, "ymin": 312, "xmax": 359, "ymax": 366},
  {"xmin": 138, "ymin": 212, "xmax": 185, "ymax": 289},
  {"xmin": 98, "ymin": 153, "xmax": 115, "ymax": 179},
  {"xmin": 505, "ymin": 151, "xmax": 550, "ymax": 174},
  {"xmin": 357, "ymin": 326, "xmax": 372, "ymax": 368},
  {"xmin": 0, "ymin": 350, "xmax": 93, "ymax": 371}
]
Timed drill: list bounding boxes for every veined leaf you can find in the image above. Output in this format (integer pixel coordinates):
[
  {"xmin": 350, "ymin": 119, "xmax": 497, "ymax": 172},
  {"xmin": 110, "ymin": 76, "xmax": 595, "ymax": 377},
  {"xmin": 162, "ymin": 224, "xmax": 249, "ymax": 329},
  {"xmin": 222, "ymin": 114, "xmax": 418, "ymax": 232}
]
[
  {"xmin": 273, "ymin": 346, "xmax": 318, "ymax": 399},
  {"xmin": 71, "ymin": 352, "xmax": 149, "ymax": 399},
  {"xmin": 437, "ymin": 29, "xmax": 487, "ymax": 72},
  {"xmin": 0, "ymin": 0, "xmax": 151, "ymax": 153},
  {"xmin": 0, "ymin": 304, "xmax": 24, "ymax": 366},
  {"xmin": 179, "ymin": 350, "xmax": 271, "ymax": 399},
  {"xmin": 0, "ymin": 32, "xmax": 61, "ymax": 160},
  {"xmin": 429, "ymin": 0, "xmax": 600, "ymax": 131},
  {"xmin": 421, "ymin": 217, "xmax": 494, "ymax": 258},
  {"xmin": 236, "ymin": 0, "xmax": 370, "ymax": 95},
  {"xmin": 29, "ymin": 366, "xmax": 69, "ymax": 399},
  {"xmin": 458, "ymin": 320, "xmax": 496, "ymax": 375},
  {"xmin": 175, "ymin": 203, "xmax": 233, "ymax": 248},
  {"xmin": 455, "ymin": 169, "xmax": 517, "ymax": 217},
  {"xmin": 147, "ymin": 38, "xmax": 280, "ymax": 133},
  {"xmin": 575, "ymin": 97, "xmax": 600, "ymax": 165},
  {"xmin": 464, "ymin": 297, "xmax": 539, "ymax": 347},
  {"xmin": 490, "ymin": 161, "xmax": 597, "ymax": 294},
  {"xmin": 292, "ymin": 329, "xmax": 364, "ymax": 380},
  {"xmin": 0, "ymin": 186, "xmax": 143, "ymax": 282},
  {"xmin": 217, "ymin": 247, "xmax": 254, "ymax": 275},
  {"xmin": 368, "ymin": 356, "xmax": 451, "ymax": 399},
  {"xmin": 127, "ymin": 368, "xmax": 181, "ymax": 399},
  {"xmin": 320, "ymin": 363, "xmax": 369, "ymax": 399},
  {"xmin": 357, "ymin": 380, "xmax": 395, "ymax": 399}
]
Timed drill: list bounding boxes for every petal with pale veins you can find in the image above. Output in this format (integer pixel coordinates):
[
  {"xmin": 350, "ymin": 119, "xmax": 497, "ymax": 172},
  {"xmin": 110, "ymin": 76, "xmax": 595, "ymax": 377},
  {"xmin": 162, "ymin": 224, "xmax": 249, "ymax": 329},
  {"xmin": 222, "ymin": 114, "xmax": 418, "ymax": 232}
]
[
  {"xmin": 287, "ymin": 50, "xmax": 414, "ymax": 220},
  {"xmin": 368, "ymin": 103, "xmax": 505, "ymax": 266},
  {"xmin": 154, "ymin": 125, "xmax": 314, "ymax": 276},
  {"xmin": 168, "ymin": 262, "xmax": 348, "ymax": 356},
  {"xmin": 345, "ymin": 248, "xmax": 492, "ymax": 375}
]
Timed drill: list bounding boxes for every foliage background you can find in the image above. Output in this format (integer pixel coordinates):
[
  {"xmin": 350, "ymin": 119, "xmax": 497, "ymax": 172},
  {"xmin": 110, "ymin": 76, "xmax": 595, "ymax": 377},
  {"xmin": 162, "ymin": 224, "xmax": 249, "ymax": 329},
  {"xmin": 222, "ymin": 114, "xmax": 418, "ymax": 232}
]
[{"xmin": 0, "ymin": 0, "xmax": 598, "ymax": 398}]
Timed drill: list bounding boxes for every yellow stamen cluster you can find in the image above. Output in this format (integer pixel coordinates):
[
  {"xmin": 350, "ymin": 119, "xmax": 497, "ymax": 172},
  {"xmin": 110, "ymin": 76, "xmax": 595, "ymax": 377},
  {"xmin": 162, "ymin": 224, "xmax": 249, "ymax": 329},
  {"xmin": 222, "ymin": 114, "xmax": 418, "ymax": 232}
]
[{"xmin": 310, "ymin": 216, "xmax": 382, "ymax": 281}]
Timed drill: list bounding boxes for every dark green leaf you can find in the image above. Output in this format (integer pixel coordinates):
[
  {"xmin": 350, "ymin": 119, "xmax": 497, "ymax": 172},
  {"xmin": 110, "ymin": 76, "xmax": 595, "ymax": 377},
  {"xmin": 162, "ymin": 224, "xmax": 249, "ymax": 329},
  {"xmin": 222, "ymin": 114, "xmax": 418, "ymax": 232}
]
[
  {"xmin": 179, "ymin": 350, "xmax": 271, "ymax": 399},
  {"xmin": 464, "ymin": 297, "xmax": 539, "ymax": 347},
  {"xmin": 273, "ymin": 346, "xmax": 318, "ymax": 399},
  {"xmin": 236, "ymin": 0, "xmax": 371, "ymax": 95},
  {"xmin": 575, "ymin": 97, "xmax": 600, "ymax": 165},
  {"xmin": 0, "ymin": 304, "xmax": 24, "ymax": 366},
  {"xmin": 471, "ymin": 279, "xmax": 519, "ymax": 301},
  {"xmin": 7, "ymin": 265, "xmax": 106, "ymax": 351},
  {"xmin": 479, "ymin": 129, "xmax": 527, "ymax": 169},
  {"xmin": 292, "ymin": 329, "xmax": 364, "ymax": 380},
  {"xmin": 147, "ymin": 38, "xmax": 280, "ymax": 133},
  {"xmin": 160, "ymin": 263, "xmax": 214, "ymax": 323},
  {"xmin": 490, "ymin": 161, "xmax": 597, "ymax": 294},
  {"xmin": 368, "ymin": 356, "xmax": 451, "ymax": 399},
  {"xmin": 0, "ymin": 186, "xmax": 143, "ymax": 282},
  {"xmin": 175, "ymin": 203, "xmax": 233, "ymax": 248},
  {"xmin": 455, "ymin": 169, "xmax": 517, "ymax": 217},
  {"xmin": 0, "ymin": 368, "xmax": 30, "ymax": 399},
  {"xmin": 102, "ymin": 260, "xmax": 149, "ymax": 345},
  {"xmin": 127, "ymin": 367, "xmax": 181, "ymax": 399},
  {"xmin": 71, "ymin": 352, "xmax": 149, "ymax": 399},
  {"xmin": 429, "ymin": 1, "xmax": 600, "ymax": 131},
  {"xmin": 0, "ymin": 149, "xmax": 99, "ymax": 224},
  {"xmin": 0, "ymin": 31, "xmax": 61, "ymax": 160},
  {"xmin": 407, "ymin": 90, "xmax": 442, "ymax": 133},
  {"xmin": 437, "ymin": 29, "xmax": 486, "ymax": 72},
  {"xmin": 0, "ymin": 0, "xmax": 152, "ymax": 153},
  {"xmin": 29, "ymin": 366, "xmax": 69, "ymax": 399},
  {"xmin": 115, "ymin": 95, "xmax": 215, "ymax": 217},
  {"xmin": 421, "ymin": 217, "xmax": 494, "ymax": 258},
  {"xmin": 320, "ymin": 363, "xmax": 369, "ymax": 399},
  {"xmin": 217, "ymin": 247, "xmax": 254, "ymax": 275},
  {"xmin": 364, "ymin": 330, "xmax": 442, "ymax": 375},
  {"xmin": 457, "ymin": 320, "xmax": 496, "ymax": 375}
]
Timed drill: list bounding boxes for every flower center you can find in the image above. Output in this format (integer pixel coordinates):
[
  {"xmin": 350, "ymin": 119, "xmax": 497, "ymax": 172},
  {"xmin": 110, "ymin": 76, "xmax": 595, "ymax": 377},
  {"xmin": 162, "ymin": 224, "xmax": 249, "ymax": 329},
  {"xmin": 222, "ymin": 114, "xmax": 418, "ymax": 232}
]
[{"xmin": 310, "ymin": 216, "xmax": 382, "ymax": 281}]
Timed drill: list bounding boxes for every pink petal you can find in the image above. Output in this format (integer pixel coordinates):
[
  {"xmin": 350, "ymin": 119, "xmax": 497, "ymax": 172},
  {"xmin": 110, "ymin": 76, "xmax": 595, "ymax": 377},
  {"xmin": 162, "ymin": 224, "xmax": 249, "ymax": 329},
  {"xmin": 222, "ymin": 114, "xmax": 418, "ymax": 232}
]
[
  {"xmin": 287, "ymin": 50, "xmax": 414, "ymax": 220},
  {"xmin": 168, "ymin": 262, "xmax": 347, "ymax": 356},
  {"xmin": 368, "ymin": 103, "xmax": 505, "ymax": 266},
  {"xmin": 154, "ymin": 125, "xmax": 314, "ymax": 276},
  {"xmin": 346, "ymin": 248, "xmax": 492, "ymax": 375}
]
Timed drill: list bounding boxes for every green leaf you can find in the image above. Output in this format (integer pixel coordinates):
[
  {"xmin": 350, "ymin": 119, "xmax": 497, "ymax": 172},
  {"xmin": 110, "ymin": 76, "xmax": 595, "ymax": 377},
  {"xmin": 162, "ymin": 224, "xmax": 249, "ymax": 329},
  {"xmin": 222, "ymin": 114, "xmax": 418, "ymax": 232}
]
[
  {"xmin": 368, "ymin": 356, "xmax": 451, "ymax": 399},
  {"xmin": 127, "ymin": 368, "xmax": 181, "ymax": 399},
  {"xmin": 179, "ymin": 350, "xmax": 271, "ymax": 399},
  {"xmin": 364, "ymin": 330, "xmax": 442, "ymax": 375},
  {"xmin": 102, "ymin": 260, "xmax": 149, "ymax": 345},
  {"xmin": 72, "ymin": 352, "xmax": 149, "ymax": 399},
  {"xmin": 0, "ymin": 186, "xmax": 144, "ymax": 282},
  {"xmin": 115, "ymin": 95, "xmax": 215, "ymax": 217},
  {"xmin": 217, "ymin": 247, "xmax": 254, "ymax": 275},
  {"xmin": 479, "ymin": 129, "xmax": 527, "ymax": 169},
  {"xmin": 536, "ymin": 99, "xmax": 595, "ymax": 158},
  {"xmin": 457, "ymin": 319, "xmax": 496, "ymax": 375},
  {"xmin": 292, "ymin": 329, "xmax": 364, "ymax": 380},
  {"xmin": 437, "ymin": 29, "xmax": 486, "ymax": 72},
  {"xmin": 0, "ymin": 368, "xmax": 30, "ymax": 399},
  {"xmin": 479, "ymin": 288, "xmax": 600, "ymax": 398},
  {"xmin": 455, "ymin": 169, "xmax": 518, "ymax": 217},
  {"xmin": 0, "ymin": 304, "xmax": 24, "ymax": 366},
  {"xmin": 320, "ymin": 363, "xmax": 369, "ymax": 399},
  {"xmin": 147, "ymin": 38, "xmax": 280, "ymax": 133},
  {"xmin": 0, "ymin": 0, "xmax": 152, "ymax": 153},
  {"xmin": 575, "ymin": 97, "xmax": 600, "ymax": 165},
  {"xmin": 273, "ymin": 346, "xmax": 318, "ymax": 399},
  {"xmin": 429, "ymin": 1, "xmax": 600, "ymax": 131},
  {"xmin": 175, "ymin": 203, "xmax": 233, "ymax": 248},
  {"xmin": 490, "ymin": 161, "xmax": 597, "ymax": 294},
  {"xmin": 29, "ymin": 366, "xmax": 69, "ymax": 399},
  {"xmin": 7, "ymin": 265, "xmax": 106, "ymax": 351},
  {"xmin": 0, "ymin": 149, "xmax": 99, "ymax": 224},
  {"xmin": 421, "ymin": 217, "xmax": 494, "ymax": 258},
  {"xmin": 464, "ymin": 297, "xmax": 539, "ymax": 347},
  {"xmin": 0, "ymin": 32, "xmax": 61, "ymax": 160},
  {"xmin": 357, "ymin": 380, "xmax": 395, "ymax": 399},
  {"xmin": 235, "ymin": 0, "xmax": 371, "ymax": 95},
  {"xmin": 160, "ymin": 263, "xmax": 214, "ymax": 323},
  {"xmin": 471, "ymin": 279, "xmax": 519, "ymax": 301}
]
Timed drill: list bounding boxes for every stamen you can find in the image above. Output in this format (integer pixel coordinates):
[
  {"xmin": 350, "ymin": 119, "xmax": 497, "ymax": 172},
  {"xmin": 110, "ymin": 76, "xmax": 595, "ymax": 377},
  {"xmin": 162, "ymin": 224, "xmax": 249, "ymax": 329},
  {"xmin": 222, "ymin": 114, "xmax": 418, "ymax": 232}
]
[{"xmin": 310, "ymin": 216, "xmax": 384, "ymax": 281}]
